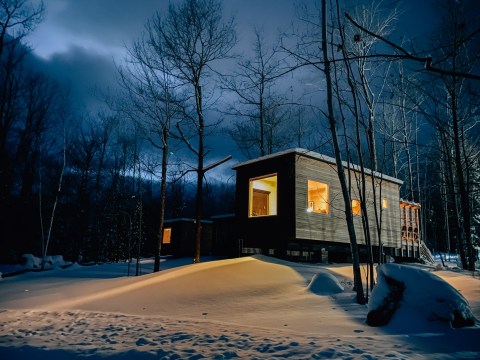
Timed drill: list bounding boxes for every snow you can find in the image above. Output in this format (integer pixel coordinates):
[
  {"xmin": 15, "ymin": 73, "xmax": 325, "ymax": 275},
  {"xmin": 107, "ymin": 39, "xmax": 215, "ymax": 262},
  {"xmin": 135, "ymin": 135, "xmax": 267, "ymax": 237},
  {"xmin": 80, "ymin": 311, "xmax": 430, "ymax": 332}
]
[
  {"xmin": 0, "ymin": 255, "xmax": 479, "ymax": 359},
  {"xmin": 305, "ymin": 270, "xmax": 345, "ymax": 295},
  {"xmin": 369, "ymin": 263, "xmax": 475, "ymax": 330},
  {"xmin": 18, "ymin": 254, "xmax": 72, "ymax": 270}
]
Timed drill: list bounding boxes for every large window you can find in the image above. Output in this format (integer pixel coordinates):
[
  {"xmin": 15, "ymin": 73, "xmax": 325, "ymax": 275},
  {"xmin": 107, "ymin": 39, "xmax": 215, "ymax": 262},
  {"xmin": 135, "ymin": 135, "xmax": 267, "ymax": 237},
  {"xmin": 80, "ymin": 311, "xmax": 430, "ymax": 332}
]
[
  {"xmin": 249, "ymin": 174, "xmax": 277, "ymax": 217},
  {"xmin": 307, "ymin": 180, "xmax": 329, "ymax": 214}
]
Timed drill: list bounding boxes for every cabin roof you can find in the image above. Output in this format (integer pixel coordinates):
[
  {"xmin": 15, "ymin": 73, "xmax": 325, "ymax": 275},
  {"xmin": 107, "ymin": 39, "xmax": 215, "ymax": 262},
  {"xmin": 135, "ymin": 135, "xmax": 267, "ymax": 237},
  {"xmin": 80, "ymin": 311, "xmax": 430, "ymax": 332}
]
[{"xmin": 232, "ymin": 148, "xmax": 403, "ymax": 185}]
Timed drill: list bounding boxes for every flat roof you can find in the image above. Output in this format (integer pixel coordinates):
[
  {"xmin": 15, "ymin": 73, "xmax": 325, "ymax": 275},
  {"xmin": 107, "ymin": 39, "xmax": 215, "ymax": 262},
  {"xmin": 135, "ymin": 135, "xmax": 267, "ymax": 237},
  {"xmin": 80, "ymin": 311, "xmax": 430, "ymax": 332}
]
[{"xmin": 232, "ymin": 148, "xmax": 403, "ymax": 185}]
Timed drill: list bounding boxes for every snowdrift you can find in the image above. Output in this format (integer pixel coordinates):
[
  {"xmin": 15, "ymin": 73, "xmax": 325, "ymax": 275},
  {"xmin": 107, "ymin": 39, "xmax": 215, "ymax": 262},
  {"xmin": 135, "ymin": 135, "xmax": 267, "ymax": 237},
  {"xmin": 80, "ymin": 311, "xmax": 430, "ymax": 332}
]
[
  {"xmin": 368, "ymin": 263, "xmax": 476, "ymax": 329},
  {"xmin": 305, "ymin": 271, "xmax": 344, "ymax": 295}
]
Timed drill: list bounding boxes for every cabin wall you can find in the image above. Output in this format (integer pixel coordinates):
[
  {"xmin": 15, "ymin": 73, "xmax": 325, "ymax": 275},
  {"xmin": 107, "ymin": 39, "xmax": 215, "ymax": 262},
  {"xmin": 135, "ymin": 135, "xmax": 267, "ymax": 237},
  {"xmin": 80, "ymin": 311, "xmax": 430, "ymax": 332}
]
[
  {"xmin": 294, "ymin": 155, "xmax": 401, "ymax": 249},
  {"xmin": 235, "ymin": 154, "xmax": 296, "ymax": 256}
]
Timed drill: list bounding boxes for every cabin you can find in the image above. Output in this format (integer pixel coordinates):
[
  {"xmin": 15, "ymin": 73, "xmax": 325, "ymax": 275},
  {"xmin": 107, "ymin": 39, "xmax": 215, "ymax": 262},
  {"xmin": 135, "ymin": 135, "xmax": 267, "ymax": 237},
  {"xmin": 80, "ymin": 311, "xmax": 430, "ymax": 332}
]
[
  {"xmin": 161, "ymin": 216, "xmax": 239, "ymax": 258},
  {"xmin": 232, "ymin": 148, "xmax": 415, "ymax": 262},
  {"xmin": 161, "ymin": 218, "xmax": 213, "ymax": 258}
]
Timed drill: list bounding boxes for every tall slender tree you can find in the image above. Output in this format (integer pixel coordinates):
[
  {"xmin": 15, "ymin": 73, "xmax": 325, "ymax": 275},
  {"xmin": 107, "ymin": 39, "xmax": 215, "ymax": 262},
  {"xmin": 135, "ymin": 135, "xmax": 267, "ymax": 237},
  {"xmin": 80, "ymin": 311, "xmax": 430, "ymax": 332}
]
[
  {"xmin": 223, "ymin": 28, "xmax": 289, "ymax": 158},
  {"xmin": 286, "ymin": 0, "xmax": 366, "ymax": 303},
  {"xmin": 118, "ymin": 25, "xmax": 182, "ymax": 272},
  {"xmin": 147, "ymin": 0, "xmax": 236, "ymax": 263}
]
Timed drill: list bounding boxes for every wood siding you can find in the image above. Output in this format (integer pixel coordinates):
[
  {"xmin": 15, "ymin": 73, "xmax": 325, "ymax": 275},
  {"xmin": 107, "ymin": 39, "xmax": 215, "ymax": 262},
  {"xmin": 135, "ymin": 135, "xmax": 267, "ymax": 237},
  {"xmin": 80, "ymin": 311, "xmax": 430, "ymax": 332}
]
[{"xmin": 294, "ymin": 155, "xmax": 401, "ymax": 248}]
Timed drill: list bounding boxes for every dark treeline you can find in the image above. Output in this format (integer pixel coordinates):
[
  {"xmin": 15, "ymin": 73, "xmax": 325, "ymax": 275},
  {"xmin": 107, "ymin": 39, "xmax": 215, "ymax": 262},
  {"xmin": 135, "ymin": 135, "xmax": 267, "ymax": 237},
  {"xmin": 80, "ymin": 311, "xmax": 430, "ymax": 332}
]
[{"xmin": 1, "ymin": 145, "xmax": 235, "ymax": 263}]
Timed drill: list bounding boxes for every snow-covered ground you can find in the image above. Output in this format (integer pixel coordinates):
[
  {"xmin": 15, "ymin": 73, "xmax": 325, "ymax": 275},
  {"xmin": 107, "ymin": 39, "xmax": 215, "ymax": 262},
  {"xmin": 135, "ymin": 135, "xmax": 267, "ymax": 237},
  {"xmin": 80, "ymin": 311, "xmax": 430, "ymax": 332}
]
[{"xmin": 0, "ymin": 255, "xmax": 479, "ymax": 359}]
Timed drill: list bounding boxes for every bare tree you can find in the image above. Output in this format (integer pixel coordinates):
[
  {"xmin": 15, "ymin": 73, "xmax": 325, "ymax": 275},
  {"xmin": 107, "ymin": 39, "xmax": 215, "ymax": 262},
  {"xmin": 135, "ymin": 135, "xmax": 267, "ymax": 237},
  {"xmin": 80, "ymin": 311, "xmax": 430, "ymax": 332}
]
[
  {"xmin": 147, "ymin": 0, "xmax": 236, "ymax": 263},
  {"xmin": 15, "ymin": 72, "xmax": 59, "ymax": 202},
  {"xmin": 345, "ymin": 0, "xmax": 479, "ymax": 270},
  {"xmin": 39, "ymin": 127, "xmax": 66, "ymax": 270},
  {"xmin": 433, "ymin": 0, "xmax": 479, "ymax": 271},
  {"xmin": 0, "ymin": 1, "xmax": 44, "ymax": 204},
  {"xmin": 118, "ymin": 24, "xmax": 184, "ymax": 272},
  {"xmin": 223, "ymin": 28, "xmax": 290, "ymax": 158},
  {"xmin": 287, "ymin": 0, "xmax": 366, "ymax": 304},
  {"xmin": 0, "ymin": 0, "xmax": 44, "ymax": 57},
  {"xmin": 378, "ymin": 0, "xmax": 479, "ymax": 269}
]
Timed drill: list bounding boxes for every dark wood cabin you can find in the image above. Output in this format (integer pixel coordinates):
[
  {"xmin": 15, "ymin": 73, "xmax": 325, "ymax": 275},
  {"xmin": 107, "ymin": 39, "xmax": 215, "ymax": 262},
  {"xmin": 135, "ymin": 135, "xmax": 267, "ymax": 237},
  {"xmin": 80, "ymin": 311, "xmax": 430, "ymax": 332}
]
[
  {"xmin": 161, "ymin": 219, "xmax": 213, "ymax": 258},
  {"xmin": 233, "ymin": 148, "xmax": 409, "ymax": 262}
]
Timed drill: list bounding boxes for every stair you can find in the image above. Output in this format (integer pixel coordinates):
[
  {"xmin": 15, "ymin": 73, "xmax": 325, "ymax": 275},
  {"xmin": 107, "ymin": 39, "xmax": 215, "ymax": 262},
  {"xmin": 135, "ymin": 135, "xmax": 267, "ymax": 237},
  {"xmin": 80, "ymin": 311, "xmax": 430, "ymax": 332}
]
[{"xmin": 420, "ymin": 242, "xmax": 435, "ymax": 264}]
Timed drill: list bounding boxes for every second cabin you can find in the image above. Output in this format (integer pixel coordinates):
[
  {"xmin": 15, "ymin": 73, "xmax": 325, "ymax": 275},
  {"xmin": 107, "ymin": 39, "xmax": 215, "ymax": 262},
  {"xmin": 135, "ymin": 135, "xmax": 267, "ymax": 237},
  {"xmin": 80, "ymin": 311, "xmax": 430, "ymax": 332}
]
[{"xmin": 233, "ymin": 148, "xmax": 419, "ymax": 262}]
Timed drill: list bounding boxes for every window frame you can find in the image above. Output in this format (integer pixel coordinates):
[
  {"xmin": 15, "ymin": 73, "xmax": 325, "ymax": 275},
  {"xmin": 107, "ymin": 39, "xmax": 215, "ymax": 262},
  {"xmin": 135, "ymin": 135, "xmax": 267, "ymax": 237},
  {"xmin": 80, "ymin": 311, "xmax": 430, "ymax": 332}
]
[
  {"xmin": 307, "ymin": 179, "xmax": 330, "ymax": 215},
  {"xmin": 248, "ymin": 173, "xmax": 278, "ymax": 218},
  {"xmin": 162, "ymin": 227, "xmax": 172, "ymax": 244}
]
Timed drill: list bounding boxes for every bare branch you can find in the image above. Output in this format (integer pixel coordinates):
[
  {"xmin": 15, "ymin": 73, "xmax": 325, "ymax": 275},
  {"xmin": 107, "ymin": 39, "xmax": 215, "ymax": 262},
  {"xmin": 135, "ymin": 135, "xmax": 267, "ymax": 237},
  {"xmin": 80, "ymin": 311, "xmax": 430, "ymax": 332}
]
[{"xmin": 344, "ymin": 12, "xmax": 480, "ymax": 81}]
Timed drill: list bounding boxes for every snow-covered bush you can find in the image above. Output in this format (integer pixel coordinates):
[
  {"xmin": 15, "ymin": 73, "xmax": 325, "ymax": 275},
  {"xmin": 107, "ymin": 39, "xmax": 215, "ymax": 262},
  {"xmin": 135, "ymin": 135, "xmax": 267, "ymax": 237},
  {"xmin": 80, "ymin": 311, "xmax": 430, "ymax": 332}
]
[
  {"xmin": 306, "ymin": 271, "xmax": 344, "ymax": 295},
  {"xmin": 368, "ymin": 263, "xmax": 476, "ymax": 328},
  {"xmin": 22, "ymin": 254, "xmax": 42, "ymax": 269},
  {"xmin": 22, "ymin": 254, "xmax": 71, "ymax": 270}
]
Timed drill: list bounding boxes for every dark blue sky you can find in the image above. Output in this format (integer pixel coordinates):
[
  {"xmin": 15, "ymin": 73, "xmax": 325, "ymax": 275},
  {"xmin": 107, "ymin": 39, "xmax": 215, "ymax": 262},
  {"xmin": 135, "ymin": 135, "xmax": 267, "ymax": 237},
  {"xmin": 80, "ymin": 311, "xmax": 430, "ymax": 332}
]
[{"xmin": 25, "ymin": 0, "xmax": 441, "ymax": 179}]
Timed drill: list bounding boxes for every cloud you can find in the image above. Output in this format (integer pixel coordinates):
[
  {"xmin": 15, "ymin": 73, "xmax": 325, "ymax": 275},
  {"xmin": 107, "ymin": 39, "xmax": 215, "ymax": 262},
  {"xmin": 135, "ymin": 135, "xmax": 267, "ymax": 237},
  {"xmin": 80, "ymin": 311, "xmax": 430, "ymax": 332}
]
[
  {"xmin": 29, "ymin": 0, "xmax": 164, "ymax": 59},
  {"xmin": 33, "ymin": 45, "xmax": 118, "ymax": 112}
]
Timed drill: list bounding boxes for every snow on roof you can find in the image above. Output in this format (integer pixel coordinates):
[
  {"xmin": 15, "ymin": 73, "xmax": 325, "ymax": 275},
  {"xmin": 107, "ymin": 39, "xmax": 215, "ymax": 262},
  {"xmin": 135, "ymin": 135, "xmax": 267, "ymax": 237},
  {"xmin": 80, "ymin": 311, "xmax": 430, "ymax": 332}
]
[
  {"xmin": 210, "ymin": 213, "xmax": 236, "ymax": 219},
  {"xmin": 232, "ymin": 148, "xmax": 403, "ymax": 185},
  {"xmin": 164, "ymin": 218, "xmax": 213, "ymax": 224}
]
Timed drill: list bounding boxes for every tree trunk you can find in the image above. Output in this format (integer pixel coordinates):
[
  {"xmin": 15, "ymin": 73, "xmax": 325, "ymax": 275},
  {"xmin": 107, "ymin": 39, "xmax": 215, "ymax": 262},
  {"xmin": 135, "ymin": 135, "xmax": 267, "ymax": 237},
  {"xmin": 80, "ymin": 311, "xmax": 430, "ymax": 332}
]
[
  {"xmin": 451, "ymin": 78, "xmax": 474, "ymax": 270},
  {"xmin": 194, "ymin": 83, "xmax": 205, "ymax": 264},
  {"xmin": 154, "ymin": 127, "xmax": 169, "ymax": 272},
  {"xmin": 322, "ymin": 0, "xmax": 365, "ymax": 304}
]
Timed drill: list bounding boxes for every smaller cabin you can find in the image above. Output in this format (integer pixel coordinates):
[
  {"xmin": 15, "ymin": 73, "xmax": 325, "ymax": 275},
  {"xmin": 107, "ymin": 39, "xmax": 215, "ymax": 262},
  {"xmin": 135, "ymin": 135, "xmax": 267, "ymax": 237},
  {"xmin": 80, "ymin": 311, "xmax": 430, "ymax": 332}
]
[
  {"xmin": 233, "ymin": 148, "xmax": 410, "ymax": 262},
  {"xmin": 161, "ymin": 219, "xmax": 213, "ymax": 258}
]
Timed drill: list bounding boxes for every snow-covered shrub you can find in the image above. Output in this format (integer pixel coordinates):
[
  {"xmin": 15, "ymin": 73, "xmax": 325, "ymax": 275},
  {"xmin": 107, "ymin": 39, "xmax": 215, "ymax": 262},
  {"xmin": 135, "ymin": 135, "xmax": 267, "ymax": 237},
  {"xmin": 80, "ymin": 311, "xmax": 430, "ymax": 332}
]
[
  {"xmin": 306, "ymin": 272, "xmax": 344, "ymax": 295},
  {"xmin": 21, "ymin": 254, "xmax": 71, "ymax": 270},
  {"xmin": 22, "ymin": 254, "xmax": 42, "ymax": 269},
  {"xmin": 368, "ymin": 263, "xmax": 476, "ymax": 328}
]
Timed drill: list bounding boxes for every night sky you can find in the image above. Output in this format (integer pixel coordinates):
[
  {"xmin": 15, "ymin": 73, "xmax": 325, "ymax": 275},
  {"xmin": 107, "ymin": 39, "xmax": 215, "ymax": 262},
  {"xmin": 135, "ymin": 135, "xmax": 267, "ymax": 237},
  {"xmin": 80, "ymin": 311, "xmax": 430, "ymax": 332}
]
[{"xmin": 25, "ymin": 0, "xmax": 440, "ymax": 176}]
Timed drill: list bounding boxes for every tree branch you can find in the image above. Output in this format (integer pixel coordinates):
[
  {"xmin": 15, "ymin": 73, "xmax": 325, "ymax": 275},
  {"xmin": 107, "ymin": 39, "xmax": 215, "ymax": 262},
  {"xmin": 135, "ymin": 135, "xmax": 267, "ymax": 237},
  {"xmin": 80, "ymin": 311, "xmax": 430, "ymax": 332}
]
[{"xmin": 344, "ymin": 12, "xmax": 480, "ymax": 81}]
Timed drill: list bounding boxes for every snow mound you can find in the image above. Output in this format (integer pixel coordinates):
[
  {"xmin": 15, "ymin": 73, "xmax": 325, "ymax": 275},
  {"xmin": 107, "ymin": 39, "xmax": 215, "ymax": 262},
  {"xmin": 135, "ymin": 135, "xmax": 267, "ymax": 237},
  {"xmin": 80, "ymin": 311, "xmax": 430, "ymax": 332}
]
[
  {"xmin": 368, "ymin": 263, "xmax": 476, "ymax": 329},
  {"xmin": 22, "ymin": 254, "xmax": 42, "ymax": 269},
  {"xmin": 41, "ymin": 256, "xmax": 306, "ymax": 313},
  {"xmin": 305, "ymin": 271, "xmax": 344, "ymax": 295}
]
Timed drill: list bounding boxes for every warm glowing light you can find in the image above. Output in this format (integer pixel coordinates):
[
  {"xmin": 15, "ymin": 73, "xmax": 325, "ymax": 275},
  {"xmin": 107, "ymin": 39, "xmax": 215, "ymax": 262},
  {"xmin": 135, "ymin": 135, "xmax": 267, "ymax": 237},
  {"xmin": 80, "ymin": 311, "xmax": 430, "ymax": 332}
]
[
  {"xmin": 248, "ymin": 174, "xmax": 277, "ymax": 217},
  {"xmin": 352, "ymin": 199, "xmax": 361, "ymax": 216},
  {"xmin": 307, "ymin": 180, "xmax": 329, "ymax": 214},
  {"xmin": 163, "ymin": 228, "xmax": 172, "ymax": 244}
]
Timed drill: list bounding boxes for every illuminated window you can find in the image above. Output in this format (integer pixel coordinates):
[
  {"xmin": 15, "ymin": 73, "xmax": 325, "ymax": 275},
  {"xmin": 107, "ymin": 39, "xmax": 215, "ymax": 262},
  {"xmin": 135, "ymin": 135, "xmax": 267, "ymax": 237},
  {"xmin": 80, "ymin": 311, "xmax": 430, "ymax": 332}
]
[
  {"xmin": 249, "ymin": 174, "xmax": 277, "ymax": 217},
  {"xmin": 307, "ymin": 180, "xmax": 329, "ymax": 214},
  {"xmin": 382, "ymin": 199, "xmax": 388, "ymax": 209},
  {"xmin": 162, "ymin": 228, "xmax": 171, "ymax": 244},
  {"xmin": 352, "ymin": 199, "xmax": 361, "ymax": 216}
]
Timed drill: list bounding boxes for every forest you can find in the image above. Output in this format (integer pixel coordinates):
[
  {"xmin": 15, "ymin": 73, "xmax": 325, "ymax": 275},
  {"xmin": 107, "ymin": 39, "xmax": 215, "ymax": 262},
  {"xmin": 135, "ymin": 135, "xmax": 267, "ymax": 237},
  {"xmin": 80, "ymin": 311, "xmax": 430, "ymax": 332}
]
[{"xmin": 0, "ymin": 0, "xmax": 478, "ymax": 287}]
